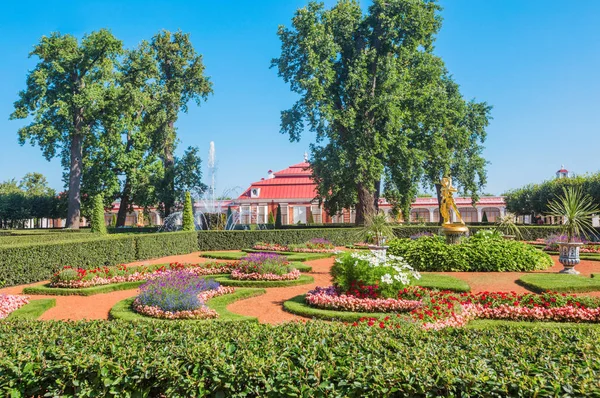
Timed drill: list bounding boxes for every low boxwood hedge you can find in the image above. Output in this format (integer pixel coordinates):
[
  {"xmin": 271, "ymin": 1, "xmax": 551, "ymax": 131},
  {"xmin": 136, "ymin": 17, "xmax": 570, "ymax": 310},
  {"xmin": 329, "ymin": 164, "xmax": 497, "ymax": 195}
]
[
  {"xmin": 1, "ymin": 321, "xmax": 599, "ymax": 396},
  {"xmin": 388, "ymin": 235, "xmax": 554, "ymax": 272}
]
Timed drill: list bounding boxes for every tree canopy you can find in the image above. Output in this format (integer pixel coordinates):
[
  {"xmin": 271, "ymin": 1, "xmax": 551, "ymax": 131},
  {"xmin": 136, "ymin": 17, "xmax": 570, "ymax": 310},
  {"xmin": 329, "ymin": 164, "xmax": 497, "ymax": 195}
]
[
  {"xmin": 272, "ymin": 0, "xmax": 490, "ymax": 224},
  {"xmin": 504, "ymin": 173, "xmax": 600, "ymax": 216}
]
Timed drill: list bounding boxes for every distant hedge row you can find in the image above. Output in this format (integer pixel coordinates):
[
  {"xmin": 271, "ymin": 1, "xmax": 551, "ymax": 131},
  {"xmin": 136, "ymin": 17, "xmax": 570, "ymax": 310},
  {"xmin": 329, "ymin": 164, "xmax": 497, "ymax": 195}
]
[
  {"xmin": 1, "ymin": 320, "xmax": 599, "ymax": 396},
  {"xmin": 0, "ymin": 226, "xmax": 576, "ymax": 287}
]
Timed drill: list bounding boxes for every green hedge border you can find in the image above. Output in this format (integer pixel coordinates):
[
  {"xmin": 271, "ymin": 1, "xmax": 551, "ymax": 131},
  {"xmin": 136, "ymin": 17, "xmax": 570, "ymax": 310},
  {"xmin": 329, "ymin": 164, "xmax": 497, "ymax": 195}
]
[
  {"xmin": 109, "ymin": 288, "xmax": 266, "ymax": 322},
  {"xmin": 516, "ymin": 274, "xmax": 600, "ymax": 293},
  {"xmin": 5, "ymin": 299, "xmax": 56, "ymax": 320},
  {"xmin": 283, "ymin": 294, "xmax": 389, "ymax": 321},
  {"xmin": 213, "ymin": 275, "xmax": 314, "ymax": 288}
]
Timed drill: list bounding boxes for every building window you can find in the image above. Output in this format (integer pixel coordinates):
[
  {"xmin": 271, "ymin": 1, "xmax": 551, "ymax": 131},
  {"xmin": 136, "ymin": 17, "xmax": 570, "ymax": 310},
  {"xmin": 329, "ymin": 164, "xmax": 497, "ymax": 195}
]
[
  {"xmin": 280, "ymin": 204, "xmax": 288, "ymax": 225},
  {"xmin": 311, "ymin": 205, "xmax": 322, "ymax": 224},
  {"xmin": 241, "ymin": 206, "xmax": 250, "ymax": 224}
]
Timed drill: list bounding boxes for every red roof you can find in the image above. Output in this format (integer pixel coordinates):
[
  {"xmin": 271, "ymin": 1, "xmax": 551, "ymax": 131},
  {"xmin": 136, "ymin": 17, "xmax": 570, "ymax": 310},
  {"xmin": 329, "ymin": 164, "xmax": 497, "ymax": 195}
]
[
  {"xmin": 557, "ymin": 169, "xmax": 568, "ymax": 173},
  {"xmin": 239, "ymin": 162, "xmax": 317, "ymax": 200}
]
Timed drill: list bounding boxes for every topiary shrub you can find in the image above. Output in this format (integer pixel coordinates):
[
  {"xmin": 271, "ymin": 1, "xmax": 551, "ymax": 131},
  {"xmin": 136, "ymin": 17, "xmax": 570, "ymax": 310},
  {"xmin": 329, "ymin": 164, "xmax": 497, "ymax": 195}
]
[
  {"xmin": 275, "ymin": 204, "xmax": 282, "ymax": 229},
  {"xmin": 388, "ymin": 230, "xmax": 553, "ymax": 272},
  {"xmin": 182, "ymin": 192, "xmax": 195, "ymax": 232},
  {"xmin": 90, "ymin": 195, "xmax": 107, "ymax": 235}
]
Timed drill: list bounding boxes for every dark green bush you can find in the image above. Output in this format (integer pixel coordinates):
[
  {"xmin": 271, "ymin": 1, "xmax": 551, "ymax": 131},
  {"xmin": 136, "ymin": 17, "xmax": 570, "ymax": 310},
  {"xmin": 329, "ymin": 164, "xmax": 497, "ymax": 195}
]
[
  {"xmin": 136, "ymin": 231, "xmax": 198, "ymax": 260},
  {"xmin": 390, "ymin": 225, "xmax": 569, "ymax": 240},
  {"xmin": 0, "ymin": 235, "xmax": 137, "ymax": 286},
  {"xmin": 388, "ymin": 233, "xmax": 554, "ymax": 272},
  {"xmin": 197, "ymin": 229, "xmax": 359, "ymax": 250},
  {"xmin": 0, "ymin": 320, "xmax": 599, "ymax": 396}
]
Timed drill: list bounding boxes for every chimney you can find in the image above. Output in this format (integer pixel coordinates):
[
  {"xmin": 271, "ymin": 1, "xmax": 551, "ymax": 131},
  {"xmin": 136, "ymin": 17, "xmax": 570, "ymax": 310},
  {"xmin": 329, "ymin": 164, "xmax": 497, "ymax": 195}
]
[{"xmin": 267, "ymin": 170, "xmax": 274, "ymax": 179}]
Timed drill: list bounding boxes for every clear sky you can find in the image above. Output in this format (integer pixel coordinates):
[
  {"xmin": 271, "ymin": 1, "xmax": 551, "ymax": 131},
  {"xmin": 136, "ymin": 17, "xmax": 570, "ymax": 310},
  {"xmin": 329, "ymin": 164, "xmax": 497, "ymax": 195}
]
[{"xmin": 1, "ymin": 0, "xmax": 599, "ymax": 197}]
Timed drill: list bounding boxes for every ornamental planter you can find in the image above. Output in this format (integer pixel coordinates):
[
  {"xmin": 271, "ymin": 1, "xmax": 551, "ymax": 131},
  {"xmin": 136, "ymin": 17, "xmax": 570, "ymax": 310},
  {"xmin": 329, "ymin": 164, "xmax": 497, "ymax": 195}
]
[{"xmin": 557, "ymin": 242, "xmax": 583, "ymax": 274}]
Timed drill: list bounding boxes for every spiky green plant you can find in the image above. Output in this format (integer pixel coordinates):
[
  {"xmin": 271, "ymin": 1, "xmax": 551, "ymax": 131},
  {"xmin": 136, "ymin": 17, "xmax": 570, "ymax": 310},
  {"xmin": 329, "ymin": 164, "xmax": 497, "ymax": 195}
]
[
  {"xmin": 182, "ymin": 192, "xmax": 195, "ymax": 231},
  {"xmin": 496, "ymin": 212, "xmax": 522, "ymax": 240},
  {"xmin": 547, "ymin": 187, "xmax": 599, "ymax": 242},
  {"xmin": 357, "ymin": 212, "xmax": 395, "ymax": 244},
  {"xmin": 90, "ymin": 194, "xmax": 107, "ymax": 234}
]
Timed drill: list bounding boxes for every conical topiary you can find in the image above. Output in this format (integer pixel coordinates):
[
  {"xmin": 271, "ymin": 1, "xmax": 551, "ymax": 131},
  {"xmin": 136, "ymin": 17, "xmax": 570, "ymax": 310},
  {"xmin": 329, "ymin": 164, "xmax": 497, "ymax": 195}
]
[
  {"xmin": 182, "ymin": 192, "xmax": 195, "ymax": 231},
  {"xmin": 110, "ymin": 213, "xmax": 117, "ymax": 227},
  {"xmin": 275, "ymin": 204, "xmax": 282, "ymax": 229},
  {"xmin": 91, "ymin": 194, "xmax": 107, "ymax": 234}
]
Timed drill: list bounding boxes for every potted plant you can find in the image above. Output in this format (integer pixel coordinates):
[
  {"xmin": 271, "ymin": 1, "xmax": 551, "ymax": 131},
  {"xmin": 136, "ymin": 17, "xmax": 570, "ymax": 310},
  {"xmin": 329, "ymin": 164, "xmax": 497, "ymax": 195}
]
[
  {"xmin": 547, "ymin": 187, "xmax": 599, "ymax": 274},
  {"xmin": 495, "ymin": 212, "xmax": 522, "ymax": 240},
  {"xmin": 357, "ymin": 212, "xmax": 395, "ymax": 248}
]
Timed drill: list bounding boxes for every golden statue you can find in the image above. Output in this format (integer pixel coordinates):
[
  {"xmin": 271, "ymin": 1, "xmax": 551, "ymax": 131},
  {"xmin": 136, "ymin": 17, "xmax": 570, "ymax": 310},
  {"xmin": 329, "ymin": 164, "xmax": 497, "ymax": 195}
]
[{"xmin": 440, "ymin": 176, "xmax": 464, "ymax": 225}]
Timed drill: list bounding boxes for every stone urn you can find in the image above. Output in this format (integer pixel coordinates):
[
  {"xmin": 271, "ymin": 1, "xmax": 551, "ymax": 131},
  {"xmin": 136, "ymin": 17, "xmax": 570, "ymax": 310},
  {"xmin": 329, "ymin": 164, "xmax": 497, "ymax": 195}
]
[{"xmin": 557, "ymin": 242, "xmax": 583, "ymax": 274}]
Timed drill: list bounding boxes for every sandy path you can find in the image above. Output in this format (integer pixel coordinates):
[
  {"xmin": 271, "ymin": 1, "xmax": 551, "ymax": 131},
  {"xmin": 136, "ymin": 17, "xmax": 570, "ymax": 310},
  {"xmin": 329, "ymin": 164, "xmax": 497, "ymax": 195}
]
[{"xmin": 2, "ymin": 253, "xmax": 599, "ymax": 322}]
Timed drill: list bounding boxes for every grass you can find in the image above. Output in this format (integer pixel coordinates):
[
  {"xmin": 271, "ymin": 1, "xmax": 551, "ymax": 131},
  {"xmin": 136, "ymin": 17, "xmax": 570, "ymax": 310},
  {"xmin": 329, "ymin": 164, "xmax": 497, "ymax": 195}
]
[
  {"xmin": 285, "ymin": 253, "xmax": 335, "ymax": 261},
  {"xmin": 290, "ymin": 262, "xmax": 312, "ymax": 272},
  {"xmin": 23, "ymin": 281, "xmax": 146, "ymax": 296},
  {"xmin": 22, "ymin": 275, "xmax": 229, "ymax": 296},
  {"xmin": 5, "ymin": 299, "xmax": 56, "ymax": 320},
  {"xmin": 213, "ymin": 275, "xmax": 314, "ymax": 288},
  {"xmin": 517, "ymin": 273, "xmax": 600, "ymax": 293},
  {"xmin": 283, "ymin": 294, "xmax": 389, "ymax": 322},
  {"xmin": 200, "ymin": 251, "xmax": 247, "ymax": 260},
  {"xmin": 416, "ymin": 274, "xmax": 471, "ymax": 292},
  {"xmin": 109, "ymin": 288, "xmax": 266, "ymax": 322}
]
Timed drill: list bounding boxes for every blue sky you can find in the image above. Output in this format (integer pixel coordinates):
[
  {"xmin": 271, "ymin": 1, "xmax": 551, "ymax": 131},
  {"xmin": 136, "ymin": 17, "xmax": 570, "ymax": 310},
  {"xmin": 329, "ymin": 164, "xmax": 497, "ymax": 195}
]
[{"xmin": 1, "ymin": 0, "xmax": 599, "ymax": 197}]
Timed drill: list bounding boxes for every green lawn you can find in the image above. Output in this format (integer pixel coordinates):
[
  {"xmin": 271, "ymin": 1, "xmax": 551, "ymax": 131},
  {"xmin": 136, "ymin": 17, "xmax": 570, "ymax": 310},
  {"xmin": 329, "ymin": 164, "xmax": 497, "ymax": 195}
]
[
  {"xmin": 283, "ymin": 294, "xmax": 390, "ymax": 322},
  {"xmin": 109, "ymin": 288, "xmax": 266, "ymax": 322},
  {"xmin": 416, "ymin": 274, "xmax": 471, "ymax": 292},
  {"xmin": 213, "ymin": 274, "xmax": 314, "ymax": 288},
  {"xmin": 517, "ymin": 273, "xmax": 600, "ymax": 293},
  {"xmin": 200, "ymin": 251, "xmax": 247, "ymax": 260},
  {"xmin": 23, "ymin": 281, "xmax": 146, "ymax": 296},
  {"xmin": 5, "ymin": 299, "xmax": 56, "ymax": 320},
  {"xmin": 289, "ymin": 262, "xmax": 312, "ymax": 272}
]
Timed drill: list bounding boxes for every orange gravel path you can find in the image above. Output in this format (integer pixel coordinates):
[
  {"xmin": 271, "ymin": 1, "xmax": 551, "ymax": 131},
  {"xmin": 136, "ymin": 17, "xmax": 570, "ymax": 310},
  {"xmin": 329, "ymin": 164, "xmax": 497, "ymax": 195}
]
[{"xmin": 2, "ymin": 252, "xmax": 600, "ymax": 322}]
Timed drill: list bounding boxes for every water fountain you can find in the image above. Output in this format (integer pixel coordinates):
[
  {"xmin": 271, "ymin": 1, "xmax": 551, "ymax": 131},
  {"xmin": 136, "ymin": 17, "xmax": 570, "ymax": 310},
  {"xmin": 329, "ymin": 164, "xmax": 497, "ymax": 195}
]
[{"xmin": 159, "ymin": 141, "xmax": 242, "ymax": 232}]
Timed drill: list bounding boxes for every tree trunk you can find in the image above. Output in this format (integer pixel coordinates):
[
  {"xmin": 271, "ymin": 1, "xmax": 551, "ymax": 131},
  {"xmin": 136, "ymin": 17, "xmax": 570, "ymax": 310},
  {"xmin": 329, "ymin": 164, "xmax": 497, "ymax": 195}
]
[
  {"xmin": 162, "ymin": 121, "xmax": 176, "ymax": 217},
  {"xmin": 116, "ymin": 177, "xmax": 132, "ymax": 227},
  {"xmin": 65, "ymin": 134, "xmax": 83, "ymax": 229},
  {"xmin": 355, "ymin": 183, "xmax": 377, "ymax": 226}
]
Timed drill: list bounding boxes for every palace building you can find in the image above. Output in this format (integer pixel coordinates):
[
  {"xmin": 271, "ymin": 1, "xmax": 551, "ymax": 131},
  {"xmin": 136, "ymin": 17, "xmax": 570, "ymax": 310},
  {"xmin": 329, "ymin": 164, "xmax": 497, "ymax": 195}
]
[{"xmin": 235, "ymin": 159, "xmax": 506, "ymax": 225}]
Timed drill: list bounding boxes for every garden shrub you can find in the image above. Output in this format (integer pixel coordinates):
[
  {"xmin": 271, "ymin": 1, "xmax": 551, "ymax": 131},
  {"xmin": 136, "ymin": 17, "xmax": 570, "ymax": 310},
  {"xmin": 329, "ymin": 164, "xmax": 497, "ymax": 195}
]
[
  {"xmin": 331, "ymin": 251, "xmax": 420, "ymax": 298},
  {"xmin": 181, "ymin": 192, "xmax": 195, "ymax": 232},
  {"xmin": 0, "ymin": 320, "xmax": 599, "ymax": 396},
  {"xmin": 136, "ymin": 231, "xmax": 198, "ymax": 259},
  {"xmin": 388, "ymin": 231, "xmax": 554, "ymax": 272},
  {"xmin": 0, "ymin": 235, "xmax": 138, "ymax": 287},
  {"xmin": 90, "ymin": 194, "xmax": 107, "ymax": 234}
]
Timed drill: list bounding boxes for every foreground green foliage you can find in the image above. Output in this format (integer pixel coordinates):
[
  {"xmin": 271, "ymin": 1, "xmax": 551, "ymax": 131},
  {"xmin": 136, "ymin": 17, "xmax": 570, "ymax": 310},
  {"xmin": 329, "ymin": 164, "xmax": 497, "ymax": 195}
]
[
  {"xmin": 109, "ymin": 288, "xmax": 265, "ymax": 322},
  {"xmin": 388, "ymin": 233, "xmax": 553, "ymax": 272},
  {"xmin": 1, "ymin": 321, "xmax": 600, "ymax": 396},
  {"xmin": 518, "ymin": 274, "xmax": 600, "ymax": 293},
  {"xmin": 5, "ymin": 299, "xmax": 55, "ymax": 320}
]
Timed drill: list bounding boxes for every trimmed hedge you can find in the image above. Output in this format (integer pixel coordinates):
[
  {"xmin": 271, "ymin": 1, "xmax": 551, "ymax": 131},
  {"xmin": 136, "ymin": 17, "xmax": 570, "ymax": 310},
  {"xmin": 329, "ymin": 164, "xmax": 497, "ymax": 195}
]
[
  {"xmin": 1, "ymin": 321, "xmax": 600, "ymax": 395},
  {"xmin": 0, "ymin": 235, "xmax": 138, "ymax": 287},
  {"xmin": 197, "ymin": 229, "xmax": 360, "ymax": 250},
  {"xmin": 390, "ymin": 225, "xmax": 569, "ymax": 240},
  {"xmin": 136, "ymin": 231, "xmax": 198, "ymax": 259}
]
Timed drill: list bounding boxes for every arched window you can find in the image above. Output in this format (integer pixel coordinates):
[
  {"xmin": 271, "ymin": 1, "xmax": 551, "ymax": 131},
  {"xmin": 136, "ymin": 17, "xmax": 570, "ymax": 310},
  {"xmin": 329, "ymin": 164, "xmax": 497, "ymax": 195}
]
[{"xmin": 410, "ymin": 209, "xmax": 430, "ymax": 223}]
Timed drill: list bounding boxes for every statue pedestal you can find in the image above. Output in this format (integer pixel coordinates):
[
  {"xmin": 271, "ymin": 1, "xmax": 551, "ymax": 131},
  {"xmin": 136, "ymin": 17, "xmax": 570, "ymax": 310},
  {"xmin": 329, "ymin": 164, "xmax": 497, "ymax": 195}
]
[{"xmin": 441, "ymin": 224, "xmax": 469, "ymax": 245}]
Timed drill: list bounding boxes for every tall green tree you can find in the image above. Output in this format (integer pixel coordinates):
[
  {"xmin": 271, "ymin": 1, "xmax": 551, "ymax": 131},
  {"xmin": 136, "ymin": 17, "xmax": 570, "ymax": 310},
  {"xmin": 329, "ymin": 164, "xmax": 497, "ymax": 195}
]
[
  {"xmin": 273, "ymin": 0, "xmax": 490, "ymax": 225},
  {"xmin": 19, "ymin": 173, "xmax": 54, "ymax": 197},
  {"xmin": 11, "ymin": 30, "xmax": 123, "ymax": 229},
  {"xmin": 146, "ymin": 30, "xmax": 213, "ymax": 216}
]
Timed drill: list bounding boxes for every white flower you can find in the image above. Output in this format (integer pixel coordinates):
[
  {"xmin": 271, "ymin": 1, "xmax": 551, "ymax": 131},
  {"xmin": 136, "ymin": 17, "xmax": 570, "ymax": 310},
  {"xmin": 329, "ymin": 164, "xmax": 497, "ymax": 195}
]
[{"xmin": 381, "ymin": 274, "xmax": 393, "ymax": 284}]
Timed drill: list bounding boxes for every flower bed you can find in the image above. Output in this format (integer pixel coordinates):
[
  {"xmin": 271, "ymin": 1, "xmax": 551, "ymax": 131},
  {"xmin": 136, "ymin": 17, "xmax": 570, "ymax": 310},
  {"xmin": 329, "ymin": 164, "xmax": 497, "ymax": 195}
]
[
  {"xmin": 232, "ymin": 252, "xmax": 300, "ymax": 281},
  {"xmin": 50, "ymin": 261, "xmax": 237, "ymax": 289},
  {"xmin": 253, "ymin": 238, "xmax": 336, "ymax": 253},
  {"xmin": 0, "ymin": 294, "xmax": 29, "ymax": 319},
  {"xmin": 131, "ymin": 271, "xmax": 235, "ymax": 320},
  {"xmin": 306, "ymin": 286, "xmax": 420, "ymax": 313},
  {"xmin": 352, "ymin": 288, "xmax": 600, "ymax": 329},
  {"xmin": 132, "ymin": 286, "xmax": 235, "ymax": 320}
]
